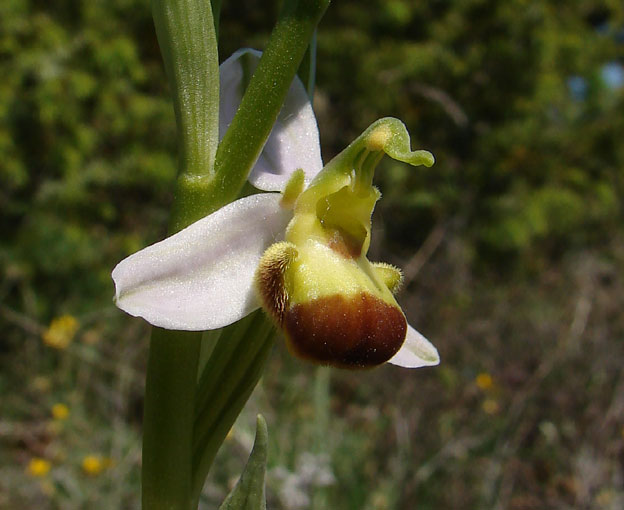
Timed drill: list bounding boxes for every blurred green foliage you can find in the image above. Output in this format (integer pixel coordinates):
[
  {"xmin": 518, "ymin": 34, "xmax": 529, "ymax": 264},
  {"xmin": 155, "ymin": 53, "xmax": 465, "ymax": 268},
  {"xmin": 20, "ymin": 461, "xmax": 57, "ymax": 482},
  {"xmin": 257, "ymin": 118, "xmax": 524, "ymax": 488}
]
[
  {"xmin": 1, "ymin": 0, "xmax": 623, "ymax": 509},
  {"xmin": 311, "ymin": 0, "xmax": 624, "ymax": 263},
  {"xmin": 1, "ymin": 0, "xmax": 177, "ymax": 321},
  {"xmin": 2, "ymin": 0, "xmax": 622, "ymax": 318}
]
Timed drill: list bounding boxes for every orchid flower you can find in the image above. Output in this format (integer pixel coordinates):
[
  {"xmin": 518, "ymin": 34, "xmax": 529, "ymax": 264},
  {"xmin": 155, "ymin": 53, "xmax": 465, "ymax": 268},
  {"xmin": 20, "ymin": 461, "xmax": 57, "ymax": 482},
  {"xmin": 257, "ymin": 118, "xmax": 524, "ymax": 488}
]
[{"xmin": 112, "ymin": 49, "xmax": 440, "ymax": 370}]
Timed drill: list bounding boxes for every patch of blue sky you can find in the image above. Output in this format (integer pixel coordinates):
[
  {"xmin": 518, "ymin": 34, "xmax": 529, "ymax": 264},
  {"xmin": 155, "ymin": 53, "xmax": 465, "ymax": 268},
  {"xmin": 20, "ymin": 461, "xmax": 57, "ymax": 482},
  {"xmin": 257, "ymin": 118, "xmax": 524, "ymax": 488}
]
[{"xmin": 601, "ymin": 62, "xmax": 624, "ymax": 90}]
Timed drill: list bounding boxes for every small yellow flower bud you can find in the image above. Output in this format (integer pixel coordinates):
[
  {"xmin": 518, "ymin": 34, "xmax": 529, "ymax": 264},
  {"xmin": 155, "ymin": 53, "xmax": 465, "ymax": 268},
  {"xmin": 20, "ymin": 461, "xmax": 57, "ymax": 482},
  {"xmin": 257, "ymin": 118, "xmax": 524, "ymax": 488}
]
[
  {"xmin": 475, "ymin": 372, "xmax": 494, "ymax": 391},
  {"xmin": 42, "ymin": 315, "xmax": 79, "ymax": 349},
  {"xmin": 82, "ymin": 455, "xmax": 104, "ymax": 476},
  {"xmin": 51, "ymin": 403, "xmax": 70, "ymax": 420},
  {"xmin": 27, "ymin": 458, "xmax": 51, "ymax": 477}
]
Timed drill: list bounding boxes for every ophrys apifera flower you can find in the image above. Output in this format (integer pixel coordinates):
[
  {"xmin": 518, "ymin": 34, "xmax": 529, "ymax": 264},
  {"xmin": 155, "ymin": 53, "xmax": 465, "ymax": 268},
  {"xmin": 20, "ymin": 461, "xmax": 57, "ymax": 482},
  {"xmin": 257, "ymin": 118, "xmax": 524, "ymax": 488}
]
[{"xmin": 112, "ymin": 49, "xmax": 439, "ymax": 369}]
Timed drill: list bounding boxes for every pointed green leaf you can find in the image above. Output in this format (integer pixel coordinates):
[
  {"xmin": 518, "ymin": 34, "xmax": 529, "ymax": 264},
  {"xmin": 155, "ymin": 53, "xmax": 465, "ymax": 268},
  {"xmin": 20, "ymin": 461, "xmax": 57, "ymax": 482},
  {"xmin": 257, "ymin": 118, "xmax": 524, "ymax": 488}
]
[{"xmin": 218, "ymin": 415, "xmax": 269, "ymax": 510}]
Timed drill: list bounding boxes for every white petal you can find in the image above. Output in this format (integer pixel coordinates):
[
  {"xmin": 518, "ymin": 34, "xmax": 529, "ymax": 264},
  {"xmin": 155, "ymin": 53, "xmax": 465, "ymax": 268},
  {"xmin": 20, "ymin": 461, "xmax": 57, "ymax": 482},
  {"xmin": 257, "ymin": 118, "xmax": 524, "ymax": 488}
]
[
  {"xmin": 387, "ymin": 324, "xmax": 440, "ymax": 368},
  {"xmin": 112, "ymin": 194, "xmax": 291, "ymax": 331},
  {"xmin": 219, "ymin": 48, "xmax": 323, "ymax": 191}
]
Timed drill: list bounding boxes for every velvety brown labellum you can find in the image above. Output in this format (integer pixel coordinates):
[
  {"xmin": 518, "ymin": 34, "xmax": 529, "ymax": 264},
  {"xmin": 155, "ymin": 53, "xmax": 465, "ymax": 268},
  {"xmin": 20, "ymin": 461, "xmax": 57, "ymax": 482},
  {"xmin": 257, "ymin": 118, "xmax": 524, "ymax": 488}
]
[{"xmin": 283, "ymin": 292, "xmax": 407, "ymax": 369}]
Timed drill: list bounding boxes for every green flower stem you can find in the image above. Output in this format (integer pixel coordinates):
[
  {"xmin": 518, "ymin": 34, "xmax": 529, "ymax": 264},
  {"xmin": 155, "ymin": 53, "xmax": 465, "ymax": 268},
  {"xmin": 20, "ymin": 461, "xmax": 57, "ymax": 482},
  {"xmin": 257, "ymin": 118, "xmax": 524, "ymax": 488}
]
[
  {"xmin": 144, "ymin": 1, "xmax": 219, "ymax": 508},
  {"xmin": 143, "ymin": 328, "xmax": 200, "ymax": 510}
]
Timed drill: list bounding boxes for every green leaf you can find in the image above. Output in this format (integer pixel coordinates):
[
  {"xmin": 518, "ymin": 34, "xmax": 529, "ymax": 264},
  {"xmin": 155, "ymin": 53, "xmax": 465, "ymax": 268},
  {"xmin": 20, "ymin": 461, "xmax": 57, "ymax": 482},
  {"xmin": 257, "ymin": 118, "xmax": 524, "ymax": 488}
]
[{"xmin": 218, "ymin": 415, "xmax": 269, "ymax": 510}]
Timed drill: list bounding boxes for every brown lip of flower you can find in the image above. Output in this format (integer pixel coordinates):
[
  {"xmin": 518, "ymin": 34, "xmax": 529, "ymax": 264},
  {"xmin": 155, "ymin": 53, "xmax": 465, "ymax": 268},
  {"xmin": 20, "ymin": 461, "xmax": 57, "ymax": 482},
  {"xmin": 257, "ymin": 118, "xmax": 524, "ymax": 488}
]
[{"xmin": 283, "ymin": 292, "xmax": 407, "ymax": 369}]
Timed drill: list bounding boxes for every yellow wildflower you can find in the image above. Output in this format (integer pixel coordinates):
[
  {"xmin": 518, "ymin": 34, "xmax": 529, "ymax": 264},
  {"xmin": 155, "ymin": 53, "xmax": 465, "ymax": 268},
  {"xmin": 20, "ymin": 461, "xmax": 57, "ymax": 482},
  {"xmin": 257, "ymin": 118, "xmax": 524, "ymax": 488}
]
[
  {"xmin": 51, "ymin": 403, "xmax": 70, "ymax": 421},
  {"xmin": 43, "ymin": 315, "xmax": 79, "ymax": 349},
  {"xmin": 82, "ymin": 455, "xmax": 104, "ymax": 476},
  {"xmin": 475, "ymin": 372, "xmax": 494, "ymax": 391},
  {"xmin": 27, "ymin": 458, "xmax": 51, "ymax": 477}
]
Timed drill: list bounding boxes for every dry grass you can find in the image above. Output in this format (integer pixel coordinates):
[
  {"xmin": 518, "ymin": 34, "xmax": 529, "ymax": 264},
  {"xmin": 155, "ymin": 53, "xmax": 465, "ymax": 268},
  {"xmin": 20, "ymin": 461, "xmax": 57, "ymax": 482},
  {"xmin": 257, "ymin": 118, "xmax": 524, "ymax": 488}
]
[{"xmin": 2, "ymin": 234, "xmax": 623, "ymax": 509}]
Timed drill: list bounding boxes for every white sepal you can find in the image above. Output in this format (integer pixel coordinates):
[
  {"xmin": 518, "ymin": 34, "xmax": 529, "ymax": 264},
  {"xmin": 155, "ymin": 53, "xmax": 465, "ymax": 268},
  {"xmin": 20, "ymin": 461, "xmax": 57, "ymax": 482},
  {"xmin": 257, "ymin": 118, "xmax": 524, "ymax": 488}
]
[
  {"xmin": 112, "ymin": 194, "xmax": 291, "ymax": 331},
  {"xmin": 219, "ymin": 48, "xmax": 323, "ymax": 191},
  {"xmin": 387, "ymin": 324, "xmax": 440, "ymax": 368}
]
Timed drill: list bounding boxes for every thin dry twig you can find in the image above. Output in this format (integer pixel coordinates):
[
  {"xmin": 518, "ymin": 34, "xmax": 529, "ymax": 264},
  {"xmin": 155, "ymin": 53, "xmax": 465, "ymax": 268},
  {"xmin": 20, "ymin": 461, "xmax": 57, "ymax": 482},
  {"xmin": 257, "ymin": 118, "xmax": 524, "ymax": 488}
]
[
  {"xmin": 0, "ymin": 304, "xmax": 44, "ymax": 336},
  {"xmin": 402, "ymin": 222, "xmax": 447, "ymax": 285},
  {"xmin": 411, "ymin": 83, "xmax": 469, "ymax": 128}
]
